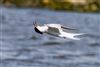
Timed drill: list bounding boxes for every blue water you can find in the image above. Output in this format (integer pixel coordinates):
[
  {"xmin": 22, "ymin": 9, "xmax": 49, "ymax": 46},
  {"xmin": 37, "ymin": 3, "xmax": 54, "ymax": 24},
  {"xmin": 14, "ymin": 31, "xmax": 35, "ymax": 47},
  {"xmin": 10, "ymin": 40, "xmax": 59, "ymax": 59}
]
[{"xmin": 0, "ymin": 7, "xmax": 100, "ymax": 67}]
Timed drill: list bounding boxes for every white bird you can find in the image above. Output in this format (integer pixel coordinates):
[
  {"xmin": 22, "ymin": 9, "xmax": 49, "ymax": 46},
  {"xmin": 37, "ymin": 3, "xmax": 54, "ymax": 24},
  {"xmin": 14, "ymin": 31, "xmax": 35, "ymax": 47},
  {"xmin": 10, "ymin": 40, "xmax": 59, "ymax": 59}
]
[{"xmin": 33, "ymin": 21, "xmax": 84, "ymax": 40}]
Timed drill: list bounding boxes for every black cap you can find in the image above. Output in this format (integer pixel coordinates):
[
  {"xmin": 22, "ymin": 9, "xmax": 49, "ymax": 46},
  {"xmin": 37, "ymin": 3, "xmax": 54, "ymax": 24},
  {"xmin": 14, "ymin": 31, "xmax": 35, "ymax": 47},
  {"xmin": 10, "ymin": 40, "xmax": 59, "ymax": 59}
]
[{"xmin": 34, "ymin": 27, "xmax": 43, "ymax": 34}]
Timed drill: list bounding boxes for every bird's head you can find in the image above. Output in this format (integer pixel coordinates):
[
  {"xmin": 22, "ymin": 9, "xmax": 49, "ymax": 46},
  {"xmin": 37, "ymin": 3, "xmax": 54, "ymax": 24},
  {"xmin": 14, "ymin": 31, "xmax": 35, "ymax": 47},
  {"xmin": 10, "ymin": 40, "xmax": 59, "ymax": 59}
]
[{"xmin": 33, "ymin": 21, "xmax": 43, "ymax": 34}]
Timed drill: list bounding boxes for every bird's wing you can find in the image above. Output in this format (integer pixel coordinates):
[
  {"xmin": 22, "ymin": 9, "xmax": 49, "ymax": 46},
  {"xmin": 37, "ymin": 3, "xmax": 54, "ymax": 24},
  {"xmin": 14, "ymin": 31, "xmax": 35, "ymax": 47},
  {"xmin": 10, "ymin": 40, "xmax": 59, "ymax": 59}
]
[
  {"xmin": 46, "ymin": 32, "xmax": 59, "ymax": 37},
  {"xmin": 47, "ymin": 26, "xmax": 60, "ymax": 34},
  {"xmin": 61, "ymin": 25, "xmax": 76, "ymax": 30},
  {"xmin": 45, "ymin": 26, "xmax": 61, "ymax": 37}
]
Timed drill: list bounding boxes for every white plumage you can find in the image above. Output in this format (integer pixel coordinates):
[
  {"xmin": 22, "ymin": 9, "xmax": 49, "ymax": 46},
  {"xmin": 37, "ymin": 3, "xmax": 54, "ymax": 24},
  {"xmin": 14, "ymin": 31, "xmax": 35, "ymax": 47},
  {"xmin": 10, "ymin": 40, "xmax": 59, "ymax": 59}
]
[{"xmin": 34, "ymin": 22, "xmax": 84, "ymax": 40}]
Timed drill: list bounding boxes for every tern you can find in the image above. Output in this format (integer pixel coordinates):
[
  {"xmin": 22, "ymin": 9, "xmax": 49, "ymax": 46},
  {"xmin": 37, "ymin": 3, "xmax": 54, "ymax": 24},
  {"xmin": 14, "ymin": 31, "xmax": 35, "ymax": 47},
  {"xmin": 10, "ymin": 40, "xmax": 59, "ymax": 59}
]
[{"xmin": 33, "ymin": 21, "xmax": 84, "ymax": 40}]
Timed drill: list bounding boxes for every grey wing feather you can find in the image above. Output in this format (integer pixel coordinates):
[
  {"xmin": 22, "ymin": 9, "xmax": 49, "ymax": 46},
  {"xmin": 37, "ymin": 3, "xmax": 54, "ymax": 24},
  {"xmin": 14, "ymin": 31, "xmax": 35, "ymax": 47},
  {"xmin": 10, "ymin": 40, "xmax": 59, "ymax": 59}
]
[
  {"xmin": 61, "ymin": 26, "xmax": 76, "ymax": 30},
  {"xmin": 45, "ymin": 26, "xmax": 61, "ymax": 37},
  {"xmin": 45, "ymin": 32, "xmax": 59, "ymax": 37},
  {"xmin": 47, "ymin": 27, "xmax": 60, "ymax": 34}
]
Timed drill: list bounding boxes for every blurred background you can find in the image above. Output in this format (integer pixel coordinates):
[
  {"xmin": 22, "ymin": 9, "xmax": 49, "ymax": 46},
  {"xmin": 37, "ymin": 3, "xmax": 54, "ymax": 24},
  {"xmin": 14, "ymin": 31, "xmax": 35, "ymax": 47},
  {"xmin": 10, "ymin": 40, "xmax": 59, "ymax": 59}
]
[
  {"xmin": 0, "ymin": 0, "xmax": 100, "ymax": 67},
  {"xmin": 1, "ymin": 0, "xmax": 100, "ymax": 12}
]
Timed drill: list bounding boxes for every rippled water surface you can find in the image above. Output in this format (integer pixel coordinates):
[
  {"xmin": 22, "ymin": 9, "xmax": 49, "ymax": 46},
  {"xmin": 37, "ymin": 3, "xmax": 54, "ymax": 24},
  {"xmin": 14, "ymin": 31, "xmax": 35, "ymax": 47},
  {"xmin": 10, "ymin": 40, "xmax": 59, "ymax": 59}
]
[{"xmin": 1, "ymin": 7, "xmax": 100, "ymax": 67}]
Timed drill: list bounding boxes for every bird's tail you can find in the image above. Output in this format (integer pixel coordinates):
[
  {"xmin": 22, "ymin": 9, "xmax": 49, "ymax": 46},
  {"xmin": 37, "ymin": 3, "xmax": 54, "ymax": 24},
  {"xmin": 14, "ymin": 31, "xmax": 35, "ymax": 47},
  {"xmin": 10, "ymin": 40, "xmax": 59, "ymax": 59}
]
[
  {"xmin": 69, "ymin": 33, "xmax": 84, "ymax": 40},
  {"xmin": 60, "ymin": 33, "xmax": 84, "ymax": 40}
]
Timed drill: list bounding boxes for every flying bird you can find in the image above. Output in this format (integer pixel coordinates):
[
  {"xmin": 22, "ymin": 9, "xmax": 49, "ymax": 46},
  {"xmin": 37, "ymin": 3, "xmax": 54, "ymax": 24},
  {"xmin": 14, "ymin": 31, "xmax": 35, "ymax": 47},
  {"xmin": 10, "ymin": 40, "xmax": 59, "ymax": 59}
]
[{"xmin": 33, "ymin": 21, "xmax": 84, "ymax": 40}]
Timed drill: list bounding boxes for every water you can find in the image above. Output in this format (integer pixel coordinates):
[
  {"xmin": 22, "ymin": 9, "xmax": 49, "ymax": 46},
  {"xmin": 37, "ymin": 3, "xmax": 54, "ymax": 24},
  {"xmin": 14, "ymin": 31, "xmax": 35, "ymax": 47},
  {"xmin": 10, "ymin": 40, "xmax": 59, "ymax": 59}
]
[{"xmin": 0, "ymin": 7, "xmax": 100, "ymax": 67}]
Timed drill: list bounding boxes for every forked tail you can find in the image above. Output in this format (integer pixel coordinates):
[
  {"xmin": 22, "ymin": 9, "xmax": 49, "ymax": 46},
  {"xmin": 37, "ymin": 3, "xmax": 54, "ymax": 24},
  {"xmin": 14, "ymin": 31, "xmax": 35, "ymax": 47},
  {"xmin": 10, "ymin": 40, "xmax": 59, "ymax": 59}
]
[
  {"xmin": 60, "ymin": 33, "xmax": 84, "ymax": 40},
  {"xmin": 69, "ymin": 33, "xmax": 84, "ymax": 40}
]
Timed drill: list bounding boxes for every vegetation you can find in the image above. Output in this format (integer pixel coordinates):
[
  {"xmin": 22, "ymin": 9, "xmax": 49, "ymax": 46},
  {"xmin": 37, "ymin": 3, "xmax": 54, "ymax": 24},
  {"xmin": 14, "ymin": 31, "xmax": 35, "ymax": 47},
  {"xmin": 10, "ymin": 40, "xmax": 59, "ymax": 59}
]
[{"xmin": 1, "ymin": 0, "xmax": 100, "ymax": 12}]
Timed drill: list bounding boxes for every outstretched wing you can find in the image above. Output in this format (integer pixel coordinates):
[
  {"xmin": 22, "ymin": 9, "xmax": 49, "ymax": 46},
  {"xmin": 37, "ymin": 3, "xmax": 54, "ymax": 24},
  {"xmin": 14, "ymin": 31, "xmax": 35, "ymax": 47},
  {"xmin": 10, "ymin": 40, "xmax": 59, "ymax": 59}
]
[
  {"xmin": 45, "ymin": 26, "xmax": 61, "ymax": 37},
  {"xmin": 47, "ymin": 26, "xmax": 60, "ymax": 34}
]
